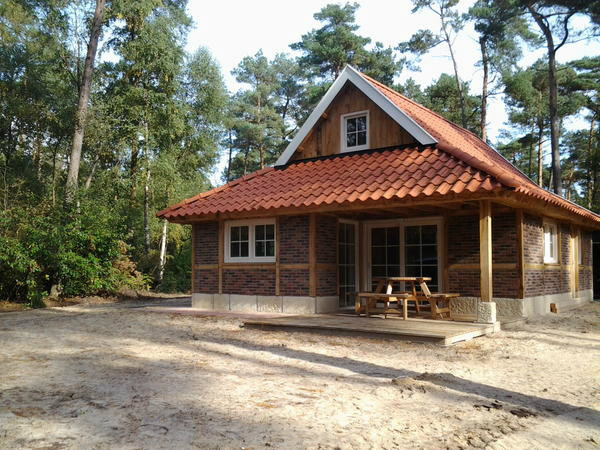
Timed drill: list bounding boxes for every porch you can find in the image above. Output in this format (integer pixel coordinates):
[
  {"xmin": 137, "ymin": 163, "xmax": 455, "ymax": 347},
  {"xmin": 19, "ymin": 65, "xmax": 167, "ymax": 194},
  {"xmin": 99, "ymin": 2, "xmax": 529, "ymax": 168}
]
[{"xmin": 243, "ymin": 314, "xmax": 500, "ymax": 346}]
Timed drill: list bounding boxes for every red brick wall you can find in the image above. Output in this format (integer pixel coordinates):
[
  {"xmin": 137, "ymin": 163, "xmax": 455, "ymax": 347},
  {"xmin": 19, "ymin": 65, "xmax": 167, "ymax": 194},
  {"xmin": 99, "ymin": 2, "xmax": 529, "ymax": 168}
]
[
  {"xmin": 223, "ymin": 269, "xmax": 275, "ymax": 296},
  {"xmin": 280, "ymin": 268, "xmax": 309, "ymax": 296},
  {"xmin": 191, "ymin": 214, "xmax": 339, "ymax": 297},
  {"xmin": 448, "ymin": 215, "xmax": 478, "ymax": 265},
  {"xmin": 192, "ymin": 222, "xmax": 219, "ymax": 293},
  {"xmin": 447, "ymin": 213, "xmax": 519, "ymax": 298},
  {"xmin": 522, "ymin": 216, "xmax": 573, "ymax": 297},
  {"xmin": 579, "ymin": 231, "xmax": 593, "ymax": 290},
  {"xmin": 193, "ymin": 222, "xmax": 218, "ymax": 265},
  {"xmin": 194, "ymin": 269, "xmax": 217, "ymax": 293},
  {"xmin": 523, "ymin": 215, "xmax": 543, "ymax": 263},
  {"xmin": 279, "ymin": 215, "xmax": 309, "ymax": 264},
  {"xmin": 316, "ymin": 215, "xmax": 338, "ymax": 297}
]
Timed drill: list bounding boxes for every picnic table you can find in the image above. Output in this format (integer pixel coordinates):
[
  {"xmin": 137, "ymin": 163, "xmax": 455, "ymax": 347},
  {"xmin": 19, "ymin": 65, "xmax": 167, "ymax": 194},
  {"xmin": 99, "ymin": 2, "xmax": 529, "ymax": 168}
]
[{"xmin": 355, "ymin": 276, "xmax": 460, "ymax": 320}]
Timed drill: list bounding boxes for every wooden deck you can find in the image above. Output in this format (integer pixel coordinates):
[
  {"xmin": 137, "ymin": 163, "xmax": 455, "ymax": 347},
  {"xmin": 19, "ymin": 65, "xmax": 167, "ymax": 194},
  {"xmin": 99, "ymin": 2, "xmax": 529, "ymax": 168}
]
[{"xmin": 243, "ymin": 315, "xmax": 500, "ymax": 346}]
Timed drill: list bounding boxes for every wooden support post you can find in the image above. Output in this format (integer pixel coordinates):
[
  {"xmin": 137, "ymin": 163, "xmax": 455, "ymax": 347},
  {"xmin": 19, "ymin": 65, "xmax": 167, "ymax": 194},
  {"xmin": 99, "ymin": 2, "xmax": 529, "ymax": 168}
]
[
  {"xmin": 191, "ymin": 224, "xmax": 196, "ymax": 293},
  {"xmin": 275, "ymin": 216, "xmax": 280, "ymax": 296},
  {"xmin": 218, "ymin": 220, "xmax": 224, "ymax": 294},
  {"xmin": 516, "ymin": 209, "xmax": 525, "ymax": 299},
  {"xmin": 479, "ymin": 200, "xmax": 493, "ymax": 302},
  {"xmin": 442, "ymin": 214, "xmax": 449, "ymax": 291},
  {"xmin": 309, "ymin": 213, "xmax": 317, "ymax": 297}
]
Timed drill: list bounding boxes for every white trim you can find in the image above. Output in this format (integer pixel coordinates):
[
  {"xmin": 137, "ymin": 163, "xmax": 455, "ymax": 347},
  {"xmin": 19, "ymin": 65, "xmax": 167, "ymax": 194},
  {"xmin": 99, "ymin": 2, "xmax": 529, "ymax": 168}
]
[
  {"xmin": 543, "ymin": 219, "xmax": 558, "ymax": 264},
  {"xmin": 224, "ymin": 218, "xmax": 276, "ymax": 263},
  {"xmin": 275, "ymin": 65, "xmax": 437, "ymax": 166},
  {"xmin": 362, "ymin": 216, "xmax": 444, "ymax": 292},
  {"xmin": 340, "ymin": 110, "xmax": 370, "ymax": 152}
]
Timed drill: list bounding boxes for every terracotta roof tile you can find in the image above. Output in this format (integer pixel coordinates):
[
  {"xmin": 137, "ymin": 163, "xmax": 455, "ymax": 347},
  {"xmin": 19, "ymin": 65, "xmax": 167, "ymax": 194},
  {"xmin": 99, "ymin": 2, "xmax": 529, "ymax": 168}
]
[
  {"xmin": 157, "ymin": 69, "xmax": 600, "ymax": 224},
  {"xmin": 157, "ymin": 146, "xmax": 503, "ymax": 220}
]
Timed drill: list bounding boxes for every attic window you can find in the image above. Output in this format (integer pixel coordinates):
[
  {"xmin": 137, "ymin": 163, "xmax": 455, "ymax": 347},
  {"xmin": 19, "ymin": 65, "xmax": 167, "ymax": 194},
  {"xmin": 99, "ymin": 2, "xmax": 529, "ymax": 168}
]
[{"xmin": 341, "ymin": 110, "xmax": 369, "ymax": 152}]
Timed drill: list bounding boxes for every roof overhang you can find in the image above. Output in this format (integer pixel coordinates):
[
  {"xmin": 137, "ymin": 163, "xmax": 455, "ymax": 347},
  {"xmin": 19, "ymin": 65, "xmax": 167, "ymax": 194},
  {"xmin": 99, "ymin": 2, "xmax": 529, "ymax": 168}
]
[{"xmin": 274, "ymin": 65, "xmax": 437, "ymax": 166}]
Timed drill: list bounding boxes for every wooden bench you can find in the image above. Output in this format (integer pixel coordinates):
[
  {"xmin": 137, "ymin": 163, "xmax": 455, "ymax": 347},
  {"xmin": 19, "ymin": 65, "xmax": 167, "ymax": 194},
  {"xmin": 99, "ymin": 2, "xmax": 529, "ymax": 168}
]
[
  {"xmin": 355, "ymin": 292, "xmax": 410, "ymax": 319},
  {"xmin": 414, "ymin": 282, "xmax": 460, "ymax": 320}
]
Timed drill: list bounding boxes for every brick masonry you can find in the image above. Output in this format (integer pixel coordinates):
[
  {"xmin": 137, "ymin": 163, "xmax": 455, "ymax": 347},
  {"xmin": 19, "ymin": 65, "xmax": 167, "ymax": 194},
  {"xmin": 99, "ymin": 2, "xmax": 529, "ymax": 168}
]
[
  {"xmin": 447, "ymin": 213, "xmax": 519, "ymax": 298},
  {"xmin": 192, "ymin": 211, "xmax": 593, "ymax": 303}
]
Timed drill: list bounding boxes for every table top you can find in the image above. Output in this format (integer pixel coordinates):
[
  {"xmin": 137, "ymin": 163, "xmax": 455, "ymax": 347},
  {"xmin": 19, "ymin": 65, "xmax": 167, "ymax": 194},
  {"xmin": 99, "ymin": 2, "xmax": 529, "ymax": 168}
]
[{"xmin": 373, "ymin": 277, "xmax": 432, "ymax": 282}]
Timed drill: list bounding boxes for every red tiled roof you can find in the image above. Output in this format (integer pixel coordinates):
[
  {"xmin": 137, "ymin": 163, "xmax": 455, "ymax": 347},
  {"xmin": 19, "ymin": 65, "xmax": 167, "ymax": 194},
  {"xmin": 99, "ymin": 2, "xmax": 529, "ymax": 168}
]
[
  {"xmin": 158, "ymin": 70, "xmax": 600, "ymax": 225},
  {"xmin": 158, "ymin": 146, "xmax": 502, "ymax": 219},
  {"xmin": 360, "ymin": 74, "xmax": 600, "ymax": 224}
]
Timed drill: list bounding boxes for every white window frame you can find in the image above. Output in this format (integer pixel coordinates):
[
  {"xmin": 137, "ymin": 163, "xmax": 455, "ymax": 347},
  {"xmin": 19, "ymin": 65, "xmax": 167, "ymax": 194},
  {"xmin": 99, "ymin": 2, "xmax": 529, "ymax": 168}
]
[
  {"xmin": 362, "ymin": 216, "xmax": 444, "ymax": 292},
  {"xmin": 340, "ymin": 110, "xmax": 370, "ymax": 153},
  {"xmin": 543, "ymin": 219, "xmax": 558, "ymax": 264},
  {"xmin": 224, "ymin": 218, "xmax": 276, "ymax": 263}
]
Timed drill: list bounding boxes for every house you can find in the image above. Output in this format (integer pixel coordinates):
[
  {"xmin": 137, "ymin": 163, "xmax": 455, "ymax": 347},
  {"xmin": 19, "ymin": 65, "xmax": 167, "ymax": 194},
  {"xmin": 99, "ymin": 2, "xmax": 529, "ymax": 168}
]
[{"xmin": 157, "ymin": 66, "xmax": 600, "ymax": 320}]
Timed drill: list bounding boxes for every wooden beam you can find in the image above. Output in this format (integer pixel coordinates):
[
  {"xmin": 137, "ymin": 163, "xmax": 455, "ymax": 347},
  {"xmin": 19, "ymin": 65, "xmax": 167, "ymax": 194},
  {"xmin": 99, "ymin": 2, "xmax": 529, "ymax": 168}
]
[
  {"xmin": 442, "ymin": 214, "xmax": 449, "ymax": 291},
  {"xmin": 309, "ymin": 213, "xmax": 317, "ymax": 297},
  {"xmin": 516, "ymin": 209, "xmax": 525, "ymax": 299},
  {"xmin": 218, "ymin": 220, "xmax": 224, "ymax": 294},
  {"xmin": 275, "ymin": 216, "xmax": 280, "ymax": 296},
  {"xmin": 191, "ymin": 225, "xmax": 196, "ymax": 293},
  {"xmin": 479, "ymin": 200, "xmax": 493, "ymax": 302}
]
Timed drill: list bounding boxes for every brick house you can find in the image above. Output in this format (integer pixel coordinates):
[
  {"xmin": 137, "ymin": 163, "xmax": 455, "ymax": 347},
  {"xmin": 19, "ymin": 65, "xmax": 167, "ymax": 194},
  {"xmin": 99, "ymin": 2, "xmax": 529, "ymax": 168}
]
[{"xmin": 158, "ymin": 66, "xmax": 600, "ymax": 319}]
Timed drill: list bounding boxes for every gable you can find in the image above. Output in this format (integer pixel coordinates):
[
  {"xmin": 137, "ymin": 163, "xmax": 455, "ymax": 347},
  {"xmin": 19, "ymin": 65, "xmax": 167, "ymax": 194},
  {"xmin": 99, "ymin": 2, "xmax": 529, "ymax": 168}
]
[
  {"xmin": 275, "ymin": 66, "xmax": 436, "ymax": 166},
  {"xmin": 290, "ymin": 82, "xmax": 417, "ymax": 162}
]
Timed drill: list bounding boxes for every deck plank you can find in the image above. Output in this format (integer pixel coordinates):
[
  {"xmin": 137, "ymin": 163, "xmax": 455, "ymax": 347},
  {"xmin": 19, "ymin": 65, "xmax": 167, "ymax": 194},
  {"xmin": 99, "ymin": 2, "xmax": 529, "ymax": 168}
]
[{"xmin": 243, "ymin": 315, "xmax": 499, "ymax": 345}]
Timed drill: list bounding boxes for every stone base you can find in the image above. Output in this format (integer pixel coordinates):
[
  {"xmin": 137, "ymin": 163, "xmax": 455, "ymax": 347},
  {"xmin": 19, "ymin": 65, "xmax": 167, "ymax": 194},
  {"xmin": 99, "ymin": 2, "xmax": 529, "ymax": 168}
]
[
  {"xmin": 477, "ymin": 301, "xmax": 497, "ymax": 324},
  {"xmin": 191, "ymin": 293, "xmax": 339, "ymax": 314},
  {"xmin": 450, "ymin": 289, "xmax": 593, "ymax": 320}
]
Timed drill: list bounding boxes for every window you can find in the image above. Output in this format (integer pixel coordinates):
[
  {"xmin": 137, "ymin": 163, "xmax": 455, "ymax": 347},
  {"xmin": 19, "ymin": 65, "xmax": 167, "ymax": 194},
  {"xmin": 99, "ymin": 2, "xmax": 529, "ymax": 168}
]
[
  {"xmin": 577, "ymin": 232, "xmax": 583, "ymax": 265},
  {"xmin": 543, "ymin": 220, "xmax": 558, "ymax": 264},
  {"xmin": 225, "ymin": 219, "xmax": 275, "ymax": 263},
  {"xmin": 341, "ymin": 110, "xmax": 369, "ymax": 152}
]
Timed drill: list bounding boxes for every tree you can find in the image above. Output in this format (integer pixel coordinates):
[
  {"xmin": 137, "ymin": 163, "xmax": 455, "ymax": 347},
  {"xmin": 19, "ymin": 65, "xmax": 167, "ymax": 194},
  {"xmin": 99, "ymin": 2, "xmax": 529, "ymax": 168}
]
[
  {"xmin": 468, "ymin": 0, "xmax": 538, "ymax": 141},
  {"xmin": 399, "ymin": 0, "xmax": 468, "ymax": 129},
  {"xmin": 291, "ymin": 3, "xmax": 402, "ymax": 85},
  {"xmin": 503, "ymin": 59, "xmax": 585, "ymax": 187},
  {"xmin": 519, "ymin": 0, "xmax": 600, "ymax": 194},
  {"xmin": 65, "ymin": 0, "xmax": 106, "ymax": 203}
]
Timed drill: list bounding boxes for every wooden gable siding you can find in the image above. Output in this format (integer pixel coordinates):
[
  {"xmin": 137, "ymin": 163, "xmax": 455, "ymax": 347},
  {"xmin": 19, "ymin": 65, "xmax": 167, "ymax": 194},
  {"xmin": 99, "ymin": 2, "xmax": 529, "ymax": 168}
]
[{"xmin": 290, "ymin": 82, "xmax": 417, "ymax": 161}]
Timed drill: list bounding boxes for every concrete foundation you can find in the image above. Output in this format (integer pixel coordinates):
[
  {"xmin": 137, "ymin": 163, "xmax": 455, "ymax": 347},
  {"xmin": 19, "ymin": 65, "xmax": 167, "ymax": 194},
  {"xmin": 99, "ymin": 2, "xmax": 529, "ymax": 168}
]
[
  {"xmin": 192, "ymin": 293, "xmax": 339, "ymax": 314},
  {"xmin": 450, "ymin": 289, "xmax": 593, "ymax": 320},
  {"xmin": 477, "ymin": 301, "xmax": 497, "ymax": 324}
]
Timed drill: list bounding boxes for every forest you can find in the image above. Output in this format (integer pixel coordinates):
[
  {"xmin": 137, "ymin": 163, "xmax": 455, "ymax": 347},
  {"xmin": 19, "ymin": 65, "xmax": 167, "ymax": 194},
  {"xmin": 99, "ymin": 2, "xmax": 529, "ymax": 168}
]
[{"xmin": 0, "ymin": 0, "xmax": 599, "ymax": 305}]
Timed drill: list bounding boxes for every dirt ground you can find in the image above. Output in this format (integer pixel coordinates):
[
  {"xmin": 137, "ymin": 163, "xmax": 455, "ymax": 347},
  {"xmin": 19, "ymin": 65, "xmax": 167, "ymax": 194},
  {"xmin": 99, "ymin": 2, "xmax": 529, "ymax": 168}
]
[{"xmin": 1, "ymin": 301, "xmax": 599, "ymax": 450}]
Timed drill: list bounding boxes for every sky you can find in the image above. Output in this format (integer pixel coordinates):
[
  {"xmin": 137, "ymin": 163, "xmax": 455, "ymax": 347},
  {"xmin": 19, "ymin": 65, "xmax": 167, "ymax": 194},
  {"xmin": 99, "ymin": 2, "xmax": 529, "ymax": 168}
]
[{"xmin": 184, "ymin": 0, "xmax": 600, "ymax": 185}]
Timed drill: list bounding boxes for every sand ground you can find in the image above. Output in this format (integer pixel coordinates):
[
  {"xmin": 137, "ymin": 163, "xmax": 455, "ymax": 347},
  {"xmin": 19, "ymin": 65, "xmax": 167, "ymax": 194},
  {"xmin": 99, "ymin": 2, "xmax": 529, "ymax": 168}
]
[{"xmin": 1, "ymin": 300, "xmax": 599, "ymax": 450}]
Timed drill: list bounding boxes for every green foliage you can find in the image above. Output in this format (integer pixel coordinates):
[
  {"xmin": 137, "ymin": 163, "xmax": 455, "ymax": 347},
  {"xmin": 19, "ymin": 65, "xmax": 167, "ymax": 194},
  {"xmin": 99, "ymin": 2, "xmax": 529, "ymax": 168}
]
[
  {"xmin": 0, "ymin": 202, "xmax": 148, "ymax": 305},
  {"xmin": 290, "ymin": 2, "xmax": 402, "ymax": 85}
]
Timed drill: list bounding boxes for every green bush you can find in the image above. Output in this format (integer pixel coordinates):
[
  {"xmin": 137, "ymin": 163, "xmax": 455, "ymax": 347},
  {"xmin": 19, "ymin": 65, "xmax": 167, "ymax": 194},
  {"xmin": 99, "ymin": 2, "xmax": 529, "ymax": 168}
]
[{"xmin": 0, "ymin": 201, "xmax": 148, "ymax": 305}]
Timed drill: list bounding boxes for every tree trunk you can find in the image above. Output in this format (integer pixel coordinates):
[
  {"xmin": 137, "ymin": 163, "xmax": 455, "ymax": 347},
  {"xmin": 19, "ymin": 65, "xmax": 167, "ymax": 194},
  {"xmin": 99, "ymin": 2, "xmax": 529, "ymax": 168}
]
[
  {"xmin": 442, "ymin": 18, "xmax": 467, "ymax": 129},
  {"xmin": 226, "ymin": 129, "xmax": 233, "ymax": 182},
  {"xmin": 144, "ymin": 169, "xmax": 151, "ymax": 257},
  {"xmin": 84, "ymin": 159, "xmax": 98, "ymax": 189},
  {"xmin": 158, "ymin": 219, "xmax": 168, "ymax": 284},
  {"xmin": 547, "ymin": 49, "xmax": 562, "ymax": 195},
  {"xmin": 479, "ymin": 37, "xmax": 489, "ymax": 142},
  {"xmin": 588, "ymin": 115, "xmax": 596, "ymax": 209},
  {"xmin": 537, "ymin": 126, "xmax": 544, "ymax": 187},
  {"xmin": 65, "ymin": 0, "xmax": 106, "ymax": 203},
  {"xmin": 527, "ymin": 5, "xmax": 567, "ymax": 196}
]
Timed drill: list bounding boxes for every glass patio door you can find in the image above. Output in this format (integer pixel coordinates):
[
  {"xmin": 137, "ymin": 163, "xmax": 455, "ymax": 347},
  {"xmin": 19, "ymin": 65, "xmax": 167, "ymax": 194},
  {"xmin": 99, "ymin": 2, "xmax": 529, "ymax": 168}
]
[
  {"xmin": 338, "ymin": 222, "xmax": 358, "ymax": 307},
  {"xmin": 370, "ymin": 226, "xmax": 401, "ymax": 289},
  {"xmin": 368, "ymin": 222, "xmax": 440, "ymax": 292},
  {"xmin": 404, "ymin": 224, "xmax": 439, "ymax": 291}
]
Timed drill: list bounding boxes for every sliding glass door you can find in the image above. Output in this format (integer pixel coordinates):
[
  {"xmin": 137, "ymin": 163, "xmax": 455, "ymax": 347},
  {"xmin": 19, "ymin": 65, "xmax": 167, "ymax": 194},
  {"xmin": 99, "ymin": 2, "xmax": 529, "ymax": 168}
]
[
  {"xmin": 367, "ymin": 220, "xmax": 441, "ymax": 292},
  {"xmin": 338, "ymin": 221, "xmax": 358, "ymax": 307}
]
